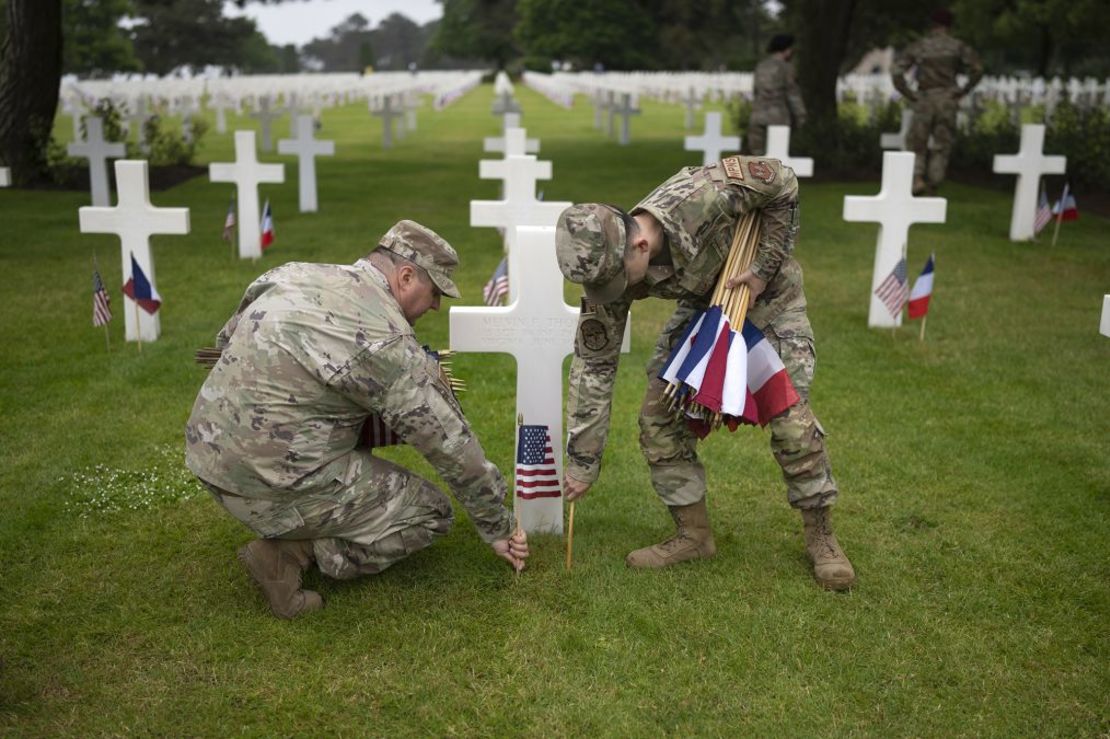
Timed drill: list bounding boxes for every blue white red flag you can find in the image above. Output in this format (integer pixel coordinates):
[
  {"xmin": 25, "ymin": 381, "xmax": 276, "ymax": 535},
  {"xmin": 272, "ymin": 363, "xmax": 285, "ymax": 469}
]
[
  {"xmin": 361, "ymin": 414, "xmax": 401, "ymax": 448},
  {"xmin": 672, "ymin": 306, "xmax": 725, "ymax": 392},
  {"xmin": 121, "ymin": 253, "xmax": 161, "ymax": 314},
  {"xmin": 660, "ymin": 310, "xmax": 706, "ymax": 386},
  {"xmin": 260, "ymin": 199, "xmax": 274, "ymax": 249},
  {"xmin": 515, "ymin": 424, "xmax": 561, "ymax": 500},
  {"xmin": 1052, "ymin": 182, "xmax": 1078, "ymax": 222},
  {"xmin": 907, "ymin": 253, "xmax": 935, "ymax": 319},
  {"xmin": 734, "ymin": 321, "xmax": 800, "ymax": 426},
  {"xmin": 483, "ymin": 257, "xmax": 509, "ymax": 306},
  {"xmin": 874, "ymin": 257, "xmax": 908, "ymax": 318}
]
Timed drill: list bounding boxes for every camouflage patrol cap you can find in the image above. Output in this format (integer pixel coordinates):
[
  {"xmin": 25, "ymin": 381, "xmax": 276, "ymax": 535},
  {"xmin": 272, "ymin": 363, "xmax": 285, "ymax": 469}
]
[
  {"xmin": 555, "ymin": 203, "xmax": 628, "ymax": 304},
  {"xmin": 379, "ymin": 220, "xmax": 461, "ymax": 298}
]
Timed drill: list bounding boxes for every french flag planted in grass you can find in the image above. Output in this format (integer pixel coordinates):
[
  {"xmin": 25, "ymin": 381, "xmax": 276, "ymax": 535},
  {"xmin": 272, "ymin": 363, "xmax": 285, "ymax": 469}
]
[
  {"xmin": 907, "ymin": 252, "xmax": 935, "ymax": 320},
  {"xmin": 122, "ymin": 252, "xmax": 162, "ymax": 314}
]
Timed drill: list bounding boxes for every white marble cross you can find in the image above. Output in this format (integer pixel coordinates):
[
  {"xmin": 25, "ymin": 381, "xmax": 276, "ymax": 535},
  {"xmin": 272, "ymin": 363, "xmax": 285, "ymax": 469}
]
[
  {"xmin": 277, "ymin": 114, "xmax": 335, "ymax": 213},
  {"xmin": 683, "ymin": 87, "xmax": 701, "ymax": 130},
  {"xmin": 684, "ymin": 112, "xmax": 740, "ymax": 166},
  {"xmin": 880, "ymin": 109, "xmax": 913, "ymax": 150},
  {"xmin": 484, "ymin": 126, "xmax": 539, "ymax": 155},
  {"xmin": 765, "ymin": 125, "xmax": 813, "ymax": 177},
  {"xmin": 0, "ymin": 167, "xmax": 9, "ymax": 187},
  {"xmin": 371, "ymin": 94, "xmax": 402, "ymax": 149},
  {"xmin": 471, "ymin": 155, "xmax": 571, "ymax": 293},
  {"xmin": 67, "ymin": 117, "xmax": 126, "ymax": 207},
  {"xmin": 251, "ymin": 96, "xmax": 281, "ymax": 152},
  {"xmin": 614, "ymin": 93, "xmax": 640, "ymax": 146},
  {"xmin": 211, "ymin": 95, "xmax": 235, "ymax": 134},
  {"xmin": 448, "ymin": 226, "xmax": 579, "ymax": 534},
  {"xmin": 209, "ymin": 131, "xmax": 285, "ymax": 259},
  {"xmin": 993, "ymin": 124, "xmax": 1067, "ymax": 241},
  {"xmin": 1101, "ymin": 295, "xmax": 1110, "ymax": 338},
  {"xmin": 843, "ymin": 151, "xmax": 947, "ymax": 328},
  {"xmin": 492, "ymin": 91, "xmax": 521, "ymax": 118},
  {"xmin": 78, "ymin": 160, "xmax": 190, "ymax": 342}
]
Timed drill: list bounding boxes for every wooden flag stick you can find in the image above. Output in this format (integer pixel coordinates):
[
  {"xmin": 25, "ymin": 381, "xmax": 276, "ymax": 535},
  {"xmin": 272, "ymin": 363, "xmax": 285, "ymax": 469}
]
[
  {"xmin": 919, "ymin": 314, "xmax": 927, "ymax": 342},
  {"xmin": 133, "ymin": 299, "xmax": 142, "ymax": 354},
  {"xmin": 565, "ymin": 501, "xmax": 576, "ymax": 571},
  {"xmin": 1050, "ymin": 208, "xmax": 1064, "ymax": 247},
  {"xmin": 513, "ymin": 412, "xmax": 524, "ymax": 579}
]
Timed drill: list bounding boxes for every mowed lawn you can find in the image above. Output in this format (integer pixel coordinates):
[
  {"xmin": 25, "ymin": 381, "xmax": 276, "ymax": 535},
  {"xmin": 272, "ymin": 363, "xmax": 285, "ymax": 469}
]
[{"xmin": 0, "ymin": 83, "xmax": 1107, "ymax": 736}]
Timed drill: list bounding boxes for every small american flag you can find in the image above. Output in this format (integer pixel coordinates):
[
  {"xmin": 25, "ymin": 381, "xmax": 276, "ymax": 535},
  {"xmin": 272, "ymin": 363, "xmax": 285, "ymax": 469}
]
[
  {"xmin": 874, "ymin": 257, "xmax": 908, "ymax": 317},
  {"xmin": 361, "ymin": 414, "xmax": 401, "ymax": 449},
  {"xmin": 92, "ymin": 268, "xmax": 112, "ymax": 327},
  {"xmin": 483, "ymin": 257, "xmax": 509, "ymax": 306},
  {"xmin": 1033, "ymin": 186, "xmax": 1052, "ymax": 235},
  {"xmin": 221, "ymin": 196, "xmax": 236, "ymax": 241},
  {"xmin": 515, "ymin": 424, "xmax": 561, "ymax": 500}
]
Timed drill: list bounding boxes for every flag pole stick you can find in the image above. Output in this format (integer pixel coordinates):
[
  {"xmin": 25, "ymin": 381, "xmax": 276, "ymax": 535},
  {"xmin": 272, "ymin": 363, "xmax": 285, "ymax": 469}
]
[
  {"xmin": 104, "ymin": 322, "xmax": 111, "ymax": 352},
  {"xmin": 133, "ymin": 299, "xmax": 142, "ymax": 354},
  {"xmin": 1051, "ymin": 207, "xmax": 1064, "ymax": 247},
  {"xmin": 919, "ymin": 314, "xmax": 927, "ymax": 342},
  {"xmin": 514, "ymin": 412, "xmax": 524, "ymax": 579},
  {"xmin": 565, "ymin": 501, "xmax": 576, "ymax": 571}
]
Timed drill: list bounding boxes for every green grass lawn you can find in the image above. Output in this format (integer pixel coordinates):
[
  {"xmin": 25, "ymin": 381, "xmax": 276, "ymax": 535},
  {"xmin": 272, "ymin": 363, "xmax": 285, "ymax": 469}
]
[{"xmin": 1, "ymin": 83, "xmax": 1107, "ymax": 736}]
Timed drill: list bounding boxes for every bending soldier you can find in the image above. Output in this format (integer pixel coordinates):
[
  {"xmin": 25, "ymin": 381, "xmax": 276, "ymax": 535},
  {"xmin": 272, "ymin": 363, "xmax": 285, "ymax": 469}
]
[{"xmin": 555, "ymin": 156, "xmax": 855, "ymax": 591}]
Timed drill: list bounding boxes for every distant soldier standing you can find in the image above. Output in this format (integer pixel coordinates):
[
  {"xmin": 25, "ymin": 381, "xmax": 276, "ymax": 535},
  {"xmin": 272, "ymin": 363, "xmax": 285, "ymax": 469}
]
[
  {"xmin": 748, "ymin": 34, "xmax": 807, "ymax": 156},
  {"xmin": 892, "ymin": 8, "xmax": 983, "ymax": 194}
]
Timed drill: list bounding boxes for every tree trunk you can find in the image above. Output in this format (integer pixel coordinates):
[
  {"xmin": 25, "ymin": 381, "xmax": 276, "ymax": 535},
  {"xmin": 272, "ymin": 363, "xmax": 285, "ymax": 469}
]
[
  {"xmin": 794, "ymin": 0, "xmax": 857, "ymax": 129},
  {"xmin": 1037, "ymin": 23, "xmax": 1052, "ymax": 78},
  {"xmin": 0, "ymin": 0, "xmax": 64, "ymax": 185}
]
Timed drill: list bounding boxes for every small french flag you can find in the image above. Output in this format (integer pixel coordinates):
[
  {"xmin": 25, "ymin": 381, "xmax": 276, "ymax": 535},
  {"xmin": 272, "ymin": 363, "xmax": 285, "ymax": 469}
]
[
  {"xmin": 260, "ymin": 199, "xmax": 274, "ymax": 250},
  {"xmin": 907, "ymin": 253, "xmax": 935, "ymax": 320},
  {"xmin": 122, "ymin": 252, "xmax": 162, "ymax": 315}
]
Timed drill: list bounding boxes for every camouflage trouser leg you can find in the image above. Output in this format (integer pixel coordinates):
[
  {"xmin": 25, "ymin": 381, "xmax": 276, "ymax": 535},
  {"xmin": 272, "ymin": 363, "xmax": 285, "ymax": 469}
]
[
  {"xmin": 209, "ymin": 453, "xmax": 454, "ymax": 581},
  {"xmin": 747, "ymin": 122, "xmax": 767, "ymax": 156},
  {"xmin": 639, "ymin": 377, "xmax": 707, "ymax": 507},
  {"xmin": 909, "ymin": 90, "xmax": 959, "ymax": 186},
  {"xmin": 289, "ymin": 454, "xmax": 454, "ymax": 579},
  {"xmin": 764, "ymin": 315, "xmax": 838, "ymax": 509}
]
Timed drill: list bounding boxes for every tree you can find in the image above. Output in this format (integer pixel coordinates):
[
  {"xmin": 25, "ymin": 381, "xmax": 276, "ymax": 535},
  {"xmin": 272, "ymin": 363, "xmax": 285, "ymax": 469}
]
[
  {"xmin": 515, "ymin": 0, "xmax": 655, "ymax": 70},
  {"xmin": 0, "ymin": 0, "xmax": 63, "ymax": 183},
  {"xmin": 129, "ymin": 0, "xmax": 269, "ymax": 76},
  {"xmin": 63, "ymin": 0, "xmax": 140, "ymax": 77},
  {"xmin": 432, "ymin": 0, "xmax": 518, "ymax": 69}
]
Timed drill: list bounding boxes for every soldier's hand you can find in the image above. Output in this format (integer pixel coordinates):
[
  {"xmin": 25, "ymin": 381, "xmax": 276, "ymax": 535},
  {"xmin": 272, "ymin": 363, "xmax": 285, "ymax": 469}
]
[
  {"xmin": 492, "ymin": 529, "xmax": 529, "ymax": 572},
  {"xmin": 564, "ymin": 474, "xmax": 591, "ymax": 502},
  {"xmin": 725, "ymin": 269, "xmax": 768, "ymax": 307}
]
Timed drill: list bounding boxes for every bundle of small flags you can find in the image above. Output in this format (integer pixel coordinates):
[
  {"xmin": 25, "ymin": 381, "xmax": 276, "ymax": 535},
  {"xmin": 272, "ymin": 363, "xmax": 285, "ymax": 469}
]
[{"xmin": 657, "ymin": 211, "xmax": 800, "ymax": 437}]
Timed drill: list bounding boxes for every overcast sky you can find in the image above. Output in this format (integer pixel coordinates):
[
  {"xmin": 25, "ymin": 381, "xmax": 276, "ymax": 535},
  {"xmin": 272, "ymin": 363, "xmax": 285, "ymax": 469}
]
[{"xmin": 223, "ymin": 0, "xmax": 444, "ymax": 46}]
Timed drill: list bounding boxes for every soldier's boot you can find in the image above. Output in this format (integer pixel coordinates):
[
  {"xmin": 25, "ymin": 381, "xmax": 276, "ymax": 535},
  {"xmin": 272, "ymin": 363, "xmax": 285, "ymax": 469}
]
[
  {"xmin": 626, "ymin": 499, "xmax": 716, "ymax": 569},
  {"xmin": 801, "ymin": 507, "xmax": 856, "ymax": 591},
  {"xmin": 238, "ymin": 539, "xmax": 324, "ymax": 619},
  {"xmin": 912, "ymin": 176, "xmax": 928, "ymax": 196}
]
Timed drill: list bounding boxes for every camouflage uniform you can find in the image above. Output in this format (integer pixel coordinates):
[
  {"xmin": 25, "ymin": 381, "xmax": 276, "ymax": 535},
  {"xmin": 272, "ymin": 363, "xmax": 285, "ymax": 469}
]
[
  {"xmin": 562, "ymin": 156, "xmax": 837, "ymax": 510},
  {"xmin": 185, "ymin": 240, "xmax": 512, "ymax": 580},
  {"xmin": 749, "ymin": 55, "xmax": 807, "ymax": 156},
  {"xmin": 892, "ymin": 28, "xmax": 983, "ymax": 189}
]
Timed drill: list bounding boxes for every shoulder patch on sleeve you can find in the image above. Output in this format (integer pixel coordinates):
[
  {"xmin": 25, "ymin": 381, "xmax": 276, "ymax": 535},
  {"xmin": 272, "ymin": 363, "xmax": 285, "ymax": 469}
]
[
  {"xmin": 747, "ymin": 159, "xmax": 778, "ymax": 185},
  {"xmin": 721, "ymin": 156, "xmax": 745, "ymax": 182}
]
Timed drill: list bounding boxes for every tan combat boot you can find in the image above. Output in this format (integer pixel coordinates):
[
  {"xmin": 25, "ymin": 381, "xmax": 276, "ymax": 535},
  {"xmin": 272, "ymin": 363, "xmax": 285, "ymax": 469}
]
[
  {"xmin": 801, "ymin": 507, "xmax": 856, "ymax": 591},
  {"xmin": 626, "ymin": 499, "xmax": 717, "ymax": 568},
  {"xmin": 238, "ymin": 538, "xmax": 324, "ymax": 619}
]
